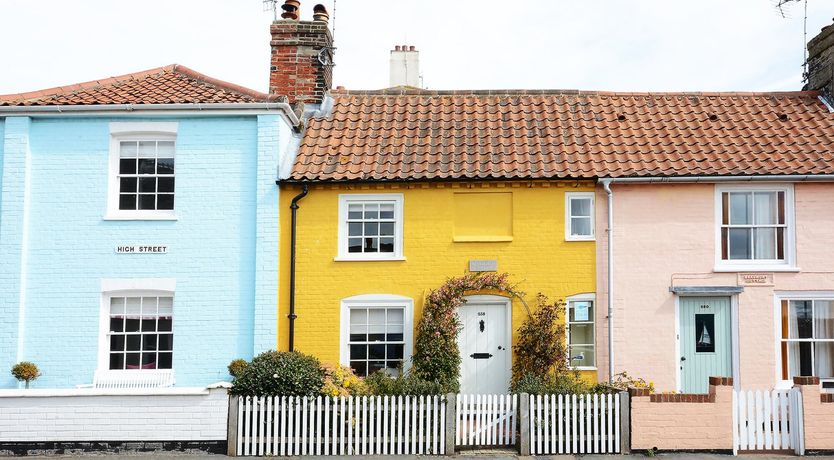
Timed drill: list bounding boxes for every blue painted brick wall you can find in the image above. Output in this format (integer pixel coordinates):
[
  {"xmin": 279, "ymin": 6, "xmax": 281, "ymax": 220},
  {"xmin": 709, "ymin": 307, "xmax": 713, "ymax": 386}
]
[{"xmin": 0, "ymin": 114, "xmax": 290, "ymax": 388}]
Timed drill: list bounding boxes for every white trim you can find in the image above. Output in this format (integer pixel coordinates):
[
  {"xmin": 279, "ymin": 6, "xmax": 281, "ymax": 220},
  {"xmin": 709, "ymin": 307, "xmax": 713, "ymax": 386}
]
[
  {"xmin": 337, "ymin": 193, "xmax": 404, "ymax": 261},
  {"xmin": 773, "ymin": 292, "xmax": 834, "ymax": 389},
  {"xmin": 0, "ymin": 386, "xmax": 216, "ymax": 398},
  {"xmin": 731, "ymin": 295, "xmax": 740, "ymax": 390},
  {"xmin": 713, "ymin": 183, "xmax": 797, "ymax": 272},
  {"xmin": 339, "ymin": 294, "xmax": 414, "ymax": 374},
  {"xmin": 105, "ymin": 125, "xmax": 179, "ymax": 220},
  {"xmin": 566, "ymin": 293, "xmax": 597, "ymax": 370},
  {"xmin": 565, "ymin": 192, "xmax": 596, "ymax": 241},
  {"xmin": 675, "ymin": 296, "xmax": 681, "ymax": 392},
  {"xmin": 96, "ymin": 282, "xmax": 175, "ymax": 380}
]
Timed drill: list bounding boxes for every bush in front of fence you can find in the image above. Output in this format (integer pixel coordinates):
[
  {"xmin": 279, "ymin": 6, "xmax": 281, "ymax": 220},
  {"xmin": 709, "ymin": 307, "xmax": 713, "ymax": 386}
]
[
  {"xmin": 230, "ymin": 351, "xmax": 325, "ymax": 396},
  {"xmin": 365, "ymin": 368, "xmax": 448, "ymax": 395},
  {"xmin": 227, "ymin": 358, "xmax": 248, "ymax": 378},
  {"xmin": 321, "ymin": 364, "xmax": 368, "ymax": 397}
]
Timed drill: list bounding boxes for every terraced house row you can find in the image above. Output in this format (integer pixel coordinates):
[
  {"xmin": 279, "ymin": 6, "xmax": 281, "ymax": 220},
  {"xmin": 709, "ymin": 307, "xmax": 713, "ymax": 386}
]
[{"xmin": 1, "ymin": 2, "xmax": 833, "ymax": 397}]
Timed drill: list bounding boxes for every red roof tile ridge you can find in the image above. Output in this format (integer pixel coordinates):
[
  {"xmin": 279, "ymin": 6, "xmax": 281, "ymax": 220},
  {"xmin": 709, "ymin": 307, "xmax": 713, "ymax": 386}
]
[
  {"xmin": 329, "ymin": 88, "xmax": 821, "ymax": 98},
  {"xmin": 0, "ymin": 64, "xmax": 279, "ymax": 104},
  {"xmin": 0, "ymin": 65, "xmax": 175, "ymax": 102}
]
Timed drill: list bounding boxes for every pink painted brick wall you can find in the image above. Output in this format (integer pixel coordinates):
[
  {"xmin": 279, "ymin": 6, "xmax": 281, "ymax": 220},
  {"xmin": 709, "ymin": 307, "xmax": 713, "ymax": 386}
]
[
  {"xmin": 631, "ymin": 383, "xmax": 734, "ymax": 450},
  {"xmin": 796, "ymin": 380, "xmax": 834, "ymax": 451}
]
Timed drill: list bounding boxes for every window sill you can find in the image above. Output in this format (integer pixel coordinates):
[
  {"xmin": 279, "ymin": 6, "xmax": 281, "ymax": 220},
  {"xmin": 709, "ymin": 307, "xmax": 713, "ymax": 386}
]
[
  {"xmin": 334, "ymin": 256, "xmax": 407, "ymax": 262},
  {"xmin": 713, "ymin": 265, "xmax": 800, "ymax": 273},
  {"xmin": 565, "ymin": 237, "xmax": 596, "ymax": 242},
  {"xmin": 103, "ymin": 213, "xmax": 178, "ymax": 221},
  {"xmin": 570, "ymin": 366, "xmax": 598, "ymax": 371},
  {"xmin": 453, "ymin": 236, "xmax": 513, "ymax": 243}
]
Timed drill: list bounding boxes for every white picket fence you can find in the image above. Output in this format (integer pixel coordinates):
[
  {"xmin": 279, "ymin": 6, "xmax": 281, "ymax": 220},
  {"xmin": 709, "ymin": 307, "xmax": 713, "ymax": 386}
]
[
  {"xmin": 235, "ymin": 395, "xmax": 447, "ymax": 456},
  {"xmin": 529, "ymin": 393, "xmax": 621, "ymax": 454},
  {"xmin": 455, "ymin": 394, "xmax": 518, "ymax": 447},
  {"xmin": 732, "ymin": 389, "xmax": 804, "ymax": 455}
]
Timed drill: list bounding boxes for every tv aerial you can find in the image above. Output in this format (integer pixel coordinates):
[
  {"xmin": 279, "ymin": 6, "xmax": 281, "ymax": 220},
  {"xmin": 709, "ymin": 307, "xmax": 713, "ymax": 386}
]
[{"xmin": 263, "ymin": 0, "xmax": 279, "ymax": 20}]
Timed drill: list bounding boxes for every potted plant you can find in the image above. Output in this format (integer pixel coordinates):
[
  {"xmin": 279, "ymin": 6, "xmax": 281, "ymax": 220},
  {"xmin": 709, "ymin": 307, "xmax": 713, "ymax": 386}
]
[{"xmin": 11, "ymin": 361, "xmax": 41, "ymax": 389}]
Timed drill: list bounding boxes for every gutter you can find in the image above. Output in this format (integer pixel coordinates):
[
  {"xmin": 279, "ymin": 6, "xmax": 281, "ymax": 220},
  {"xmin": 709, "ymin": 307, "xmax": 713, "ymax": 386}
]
[
  {"xmin": 287, "ymin": 183, "xmax": 309, "ymax": 352},
  {"xmin": 0, "ymin": 103, "xmax": 300, "ymax": 125}
]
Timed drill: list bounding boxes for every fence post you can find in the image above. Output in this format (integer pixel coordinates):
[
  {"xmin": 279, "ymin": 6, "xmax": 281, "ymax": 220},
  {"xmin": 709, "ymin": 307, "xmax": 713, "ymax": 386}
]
[
  {"xmin": 227, "ymin": 394, "xmax": 239, "ymax": 457},
  {"xmin": 519, "ymin": 393, "xmax": 530, "ymax": 456},
  {"xmin": 619, "ymin": 391, "xmax": 630, "ymax": 454},
  {"xmin": 444, "ymin": 393, "xmax": 456, "ymax": 455}
]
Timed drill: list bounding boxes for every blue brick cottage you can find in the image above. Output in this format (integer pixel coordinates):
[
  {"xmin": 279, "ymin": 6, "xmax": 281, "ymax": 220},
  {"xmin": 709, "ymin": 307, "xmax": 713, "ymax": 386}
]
[{"xmin": 0, "ymin": 9, "xmax": 332, "ymax": 388}]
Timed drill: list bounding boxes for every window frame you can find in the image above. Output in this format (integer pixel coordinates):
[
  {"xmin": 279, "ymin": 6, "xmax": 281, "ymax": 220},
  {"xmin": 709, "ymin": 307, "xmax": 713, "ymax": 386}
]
[
  {"xmin": 565, "ymin": 192, "xmax": 595, "ymax": 241},
  {"xmin": 339, "ymin": 294, "xmax": 413, "ymax": 376},
  {"xmin": 336, "ymin": 194, "xmax": 405, "ymax": 261},
  {"xmin": 774, "ymin": 292, "xmax": 834, "ymax": 389},
  {"xmin": 105, "ymin": 122, "xmax": 178, "ymax": 221},
  {"xmin": 714, "ymin": 184, "xmax": 796, "ymax": 272},
  {"xmin": 97, "ymin": 278, "xmax": 176, "ymax": 380},
  {"xmin": 566, "ymin": 293, "xmax": 596, "ymax": 370}
]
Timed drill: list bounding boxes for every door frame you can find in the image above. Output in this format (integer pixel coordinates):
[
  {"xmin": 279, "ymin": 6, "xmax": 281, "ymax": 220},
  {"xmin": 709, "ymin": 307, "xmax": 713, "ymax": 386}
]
[
  {"xmin": 460, "ymin": 294, "xmax": 513, "ymax": 391},
  {"xmin": 674, "ymin": 294, "xmax": 740, "ymax": 392}
]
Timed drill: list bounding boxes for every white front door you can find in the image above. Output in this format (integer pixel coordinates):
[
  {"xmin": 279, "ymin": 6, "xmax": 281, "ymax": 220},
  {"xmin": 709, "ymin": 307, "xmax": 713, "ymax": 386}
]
[{"xmin": 458, "ymin": 298, "xmax": 511, "ymax": 394}]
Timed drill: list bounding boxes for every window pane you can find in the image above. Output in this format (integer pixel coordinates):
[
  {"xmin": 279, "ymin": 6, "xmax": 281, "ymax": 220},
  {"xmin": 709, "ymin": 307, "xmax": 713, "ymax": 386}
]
[
  {"xmin": 569, "ymin": 345, "xmax": 594, "ymax": 367},
  {"xmin": 364, "ymin": 222, "xmax": 379, "ymax": 236},
  {"xmin": 157, "ymin": 194, "xmax": 174, "ymax": 210},
  {"xmin": 348, "ymin": 238, "xmax": 362, "ymax": 253},
  {"xmin": 119, "ymin": 194, "xmax": 136, "ymax": 210},
  {"xmin": 350, "ymin": 344, "xmax": 367, "ymax": 359},
  {"xmin": 569, "ymin": 324, "xmax": 594, "ymax": 345},
  {"xmin": 138, "ymin": 141, "xmax": 156, "ymax": 158},
  {"xmin": 157, "ymin": 141, "xmax": 175, "ymax": 157},
  {"xmin": 157, "ymin": 158, "xmax": 175, "ymax": 175},
  {"xmin": 350, "ymin": 309, "xmax": 366, "ymax": 326},
  {"xmin": 387, "ymin": 308, "xmax": 404, "ymax": 325},
  {"xmin": 570, "ymin": 198, "xmax": 591, "ymax": 217},
  {"xmin": 788, "ymin": 342, "xmax": 813, "ymax": 376},
  {"xmin": 754, "ymin": 228, "xmax": 776, "ymax": 259},
  {"xmin": 368, "ymin": 309, "xmax": 386, "ymax": 326},
  {"xmin": 348, "ymin": 223, "xmax": 362, "ymax": 237},
  {"xmin": 141, "ymin": 297, "xmax": 157, "ymax": 316},
  {"xmin": 569, "ymin": 301, "xmax": 593, "ymax": 322},
  {"xmin": 110, "ymin": 335, "xmax": 125, "ymax": 352},
  {"xmin": 728, "ymin": 228, "xmax": 751, "ymax": 259},
  {"xmin": 158, "ymin": 297, "xmax": 173, "ymax": 316},
  {"xmin": 138, "ymin": 158, "xmax": 156, "ymax": 174},
  {"xmin": 348, "ymin": 204, "xmax": 363, "ymax": 219},
  {"xmin": 722, "ymin": 193, "xmax": 729, "ymax": 225},
  {"xmin": 368, "ymin": 344, "xmax": 385, "ymax": 359},
  {"xmin": 110, "ymin": 317, "xmax": 124, "ymax": 333},
  {"xmin": 729, "ymin": 192, "xmax": 752, "ymax": 225},
  {"xmin": 110, "ymin": 297, "xmax": 125, "ymax": 315},
  {"xmin": 815, "ymin": 342, "xmax": 834, "ymax": 378},
  {"xmin": 141, "ymin": 353, "xmax": 157, "ymax": 369},
  {"xmin": 364, "ymin": 204, "xmax": 379, "ymax": 219},
  {"xmin": 350, "ymin": 361, "xmax": 367, "ymax": 377},
  {"xmin": 789, "ymin": 300, "xmax": 813, "ymax": 339},
  {"xmin": 139, "ymin": 177, "xmax": 156, "ymax": 193},
  {"xmin": 143, "ymin": 335, "xmax": 158, "ymax": 351},
  {"xmin": 120, "ymin": 177, "xmax": 138, "ymax": 193},
  {"xmin": 379, "ymin": 238, "xmax": 394, "ymax": 253},
  {"xmin": 368, "ymin": 361, "xmax": 385, "ymax": 375},
  {"xmin": 157, "ymin": 177, "xmax": 174, "ymax": 193},
  {"xmin": 754, "ymin": 192, "xmax": 777, "ymax": 225},
  {"xmin": 109, "ymin": 353, "xmax": 125, "ymax": 370},
  {"xmin": 364, "ymin": 237, "xmax": 379, "ymax": 252},
  {"xmin": 126, "ymin": 335, "xmax": 141, "ymax": 351},
  {"xmin": 387, "ymin": 344, "xmax": 404, "ymax": 360},
  {"xmin": 158, "ymin": 352, "xmax": 173, "ymax": 369},
  {"xmin": 379, "ymin": 222, "xmax": 394, "ymax": 236},
  {"xmin": 119, "ymin": 159, "xmax": 137, "ymax": 174},
  {"xmin": 120, "ymin": 141, "xmax": 138, "ymax": 157},
  {"xmin": 695, "ymin": 314, "xmax": 716, "ymax": 353},
  {"xmin": 571, "ymin": 217, "xmax": 592, "ymax": 237},
  {"xmin": 158, "ymin": 334, "xmax": 173, "ymax": 351},
  {"xmin": 125, "ymin": 319, "xmax": 140, "ymax": 332},
  {"xmin": 158, "ymin": 318, "xmax": 172, "ymax": 332},
  {"xmin": 379, "ymin": 203, "xmax": 395, "ymax": 219},
  {"xmin": 138, "ymin": 194, "xmax": 156, "ymax": 210},
  {"xmin": 815, "ymin": 300, "xmax": 834, "ymax": 339},
  {"xmin": 126, "ymin": 298, "xmax": 141, "ymax": 316}
]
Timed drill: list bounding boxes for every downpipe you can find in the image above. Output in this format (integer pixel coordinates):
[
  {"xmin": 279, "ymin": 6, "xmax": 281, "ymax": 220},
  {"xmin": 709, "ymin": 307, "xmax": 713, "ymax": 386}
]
[
  {"xmin": 602, "ymin": 179, "xmax": 615, "ymax": 383},
  {"xmin": 288, "ymin": 183, "xmax": 309, "ymax": 352}
]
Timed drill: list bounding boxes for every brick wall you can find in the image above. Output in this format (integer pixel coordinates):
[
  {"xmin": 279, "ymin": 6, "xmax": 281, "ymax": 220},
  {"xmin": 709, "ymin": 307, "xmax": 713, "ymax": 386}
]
[
  {"xmin": 269, "ymin": 20, "xmax": 333, "ymax": 104},
  {"xmin": 630, "ymin": 377, "xmax": 734, "ymax": 451},
  {"xmin": 794, "ymin": 377, "xmax": 834, "ymax": 451},
  {"xmin": 0, "ymin": 385, "xmax": 228, "ymax": 442},
  {"xmin": 805, "ymin": 21, "xmax": 834, "ymax": 98}
]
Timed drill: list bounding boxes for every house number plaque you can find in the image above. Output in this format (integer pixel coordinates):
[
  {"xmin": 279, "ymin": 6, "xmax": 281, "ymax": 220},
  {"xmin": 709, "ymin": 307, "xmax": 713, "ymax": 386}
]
[{"xmin": 469, "ymin": 259, "xmax": 498, "ymax": 272}]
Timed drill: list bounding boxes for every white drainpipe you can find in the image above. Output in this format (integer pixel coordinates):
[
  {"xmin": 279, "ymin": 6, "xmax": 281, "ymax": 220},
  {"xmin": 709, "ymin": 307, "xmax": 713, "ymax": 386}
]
[{"xmin": 601, "ymin": 179, "xmax": 615, "ymax": 383}]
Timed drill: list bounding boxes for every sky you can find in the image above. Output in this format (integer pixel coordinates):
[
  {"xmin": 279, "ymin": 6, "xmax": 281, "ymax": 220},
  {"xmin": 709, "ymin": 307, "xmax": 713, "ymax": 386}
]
[{"xmin": 0, "ymin": 0, "xmax": 831, "ymax": 95}]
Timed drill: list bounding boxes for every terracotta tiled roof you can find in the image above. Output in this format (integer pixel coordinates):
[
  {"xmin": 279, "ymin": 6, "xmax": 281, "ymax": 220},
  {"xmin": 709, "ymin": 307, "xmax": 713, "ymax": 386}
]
[
  {"xmin": 0, "ymin": 64, "xmax": 276, "ymax": 106},
  {"xmin": 290, "ymin": 88, "xmax": 834, "ymax": 181}
]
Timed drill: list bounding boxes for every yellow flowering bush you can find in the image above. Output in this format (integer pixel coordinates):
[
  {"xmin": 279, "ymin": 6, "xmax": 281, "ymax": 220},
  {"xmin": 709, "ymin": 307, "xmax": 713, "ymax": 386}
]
[{"xmin": 320, "ymin": 364, "xmax": 368, "ymax": 397}]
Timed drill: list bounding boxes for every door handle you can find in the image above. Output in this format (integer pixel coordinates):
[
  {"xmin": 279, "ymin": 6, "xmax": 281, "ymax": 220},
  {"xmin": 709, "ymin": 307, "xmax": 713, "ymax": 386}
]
[
  {"xmin": 680, "ymin": 356, "xmax": 686, "ymax": 362},
  {"xmin": 470, "ymin": 353, "xmax": 493, "ymax": 359}
]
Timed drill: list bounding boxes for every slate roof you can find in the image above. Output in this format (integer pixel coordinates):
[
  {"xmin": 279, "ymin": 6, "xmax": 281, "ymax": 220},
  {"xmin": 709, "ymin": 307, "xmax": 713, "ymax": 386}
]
[
  {"xmin": 290, "ymin": 88, "xmax": 834, "ymax": 181},
  {"xmin": 0, "ymin": 64, "xmax": 276, "ymax": 106}
]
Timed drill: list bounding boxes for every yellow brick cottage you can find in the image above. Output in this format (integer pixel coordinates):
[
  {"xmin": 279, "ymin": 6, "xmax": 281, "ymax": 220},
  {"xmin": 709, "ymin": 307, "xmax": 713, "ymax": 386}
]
[{"xmin": 277, "ymin": 89, "xmax": 607, "ymax": 393}]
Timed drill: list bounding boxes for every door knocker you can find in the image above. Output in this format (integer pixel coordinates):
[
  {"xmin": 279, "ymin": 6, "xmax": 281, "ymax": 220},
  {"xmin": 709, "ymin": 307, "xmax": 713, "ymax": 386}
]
[{"xmin": 479, "ymin": 319, "xmax": 485, "ymax": 332}]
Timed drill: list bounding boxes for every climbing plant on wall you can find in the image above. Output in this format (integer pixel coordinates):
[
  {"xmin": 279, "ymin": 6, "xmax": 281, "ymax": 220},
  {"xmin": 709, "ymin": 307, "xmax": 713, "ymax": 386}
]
[{"xmin": 411, "ymin": 272, "xmax": 523, "ymax": 392}]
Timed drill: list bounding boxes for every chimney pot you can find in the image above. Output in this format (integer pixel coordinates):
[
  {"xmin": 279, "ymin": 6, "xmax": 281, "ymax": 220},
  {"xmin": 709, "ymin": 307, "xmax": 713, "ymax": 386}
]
[
  {"xmin": 280, "ymin": 0, "xmax": 301, "ymax": 20},
  {"xmin": 313, "ymin": 4, "xmax": 329, "ymax": 23},
  {"xmin": 395, "ymin": 45, "xmax": 401, "ymax": 51},
  {"xmin": 409, "ymin": 45, "xmax": 416, "ymax": 51}
]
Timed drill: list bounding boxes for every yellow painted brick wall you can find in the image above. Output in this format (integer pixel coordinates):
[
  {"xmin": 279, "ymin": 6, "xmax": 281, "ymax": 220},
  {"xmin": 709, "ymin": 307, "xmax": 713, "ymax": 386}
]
[{"xmin": 278, "ymin": 181, "xmax": 597, "ymax": 382}]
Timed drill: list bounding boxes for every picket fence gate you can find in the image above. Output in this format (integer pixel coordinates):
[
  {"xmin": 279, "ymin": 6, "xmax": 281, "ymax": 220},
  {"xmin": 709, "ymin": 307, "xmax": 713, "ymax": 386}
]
[
  {"xmin": 732, "ymin": 388, "xmax": 804, "ymax": 455},
  {"xmin": 232, "ymin": 395, "xmax": 447, "ymax": 456},
  {"xmin": 528, "ymin": 393, "xmax": 621, "ymax": 454},
  {"xmin": 455, "ymin": 394, "xmax": 518, "ymax": 447}
]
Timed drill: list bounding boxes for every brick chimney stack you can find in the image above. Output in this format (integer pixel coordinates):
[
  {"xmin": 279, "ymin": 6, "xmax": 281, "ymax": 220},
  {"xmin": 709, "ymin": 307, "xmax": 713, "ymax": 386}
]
[
  {"xmin": 269, "ymin": 0, "xmax": 334, "ymax": 105},
  {"xmin": 804, "ymin": 19, "xmax": 834, "ymax": 99}
]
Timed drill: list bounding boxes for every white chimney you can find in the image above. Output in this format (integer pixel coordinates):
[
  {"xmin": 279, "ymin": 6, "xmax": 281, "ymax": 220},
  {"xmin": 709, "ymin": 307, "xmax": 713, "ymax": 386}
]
[{"xmin": 389, "ymin": 45, "xmax": 421, "ymax": 88}]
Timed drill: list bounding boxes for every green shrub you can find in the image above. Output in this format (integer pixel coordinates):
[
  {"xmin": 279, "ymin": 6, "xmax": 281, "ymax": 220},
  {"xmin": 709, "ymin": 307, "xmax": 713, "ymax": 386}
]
[
  {"xmin": 230, "ymin": 351, "xmax": 324, "ymax": 396},
  {"xmin": 365, "ymin": 370, "xmax": 449, "ymax": 396},
  {"xmin": 227, "ymin": 359, "xmax": 248, "ymax": 378},
  {"xmin": 510, "ymin": 372, "xmax": 593, "ymax": 395},
  {"xmin": 511, "ymin": 294, "xmax": 570, "ymax": 386},
  {"xmin": 11, "ymin": 362, "xmax": 40, "ymax": 389}
]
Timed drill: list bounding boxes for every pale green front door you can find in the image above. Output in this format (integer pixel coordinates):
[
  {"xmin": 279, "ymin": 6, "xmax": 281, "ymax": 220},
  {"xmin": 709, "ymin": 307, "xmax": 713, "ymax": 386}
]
[{"xmin": 679, "ymin": 296, "xmax": 732, "ymax": 393}]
